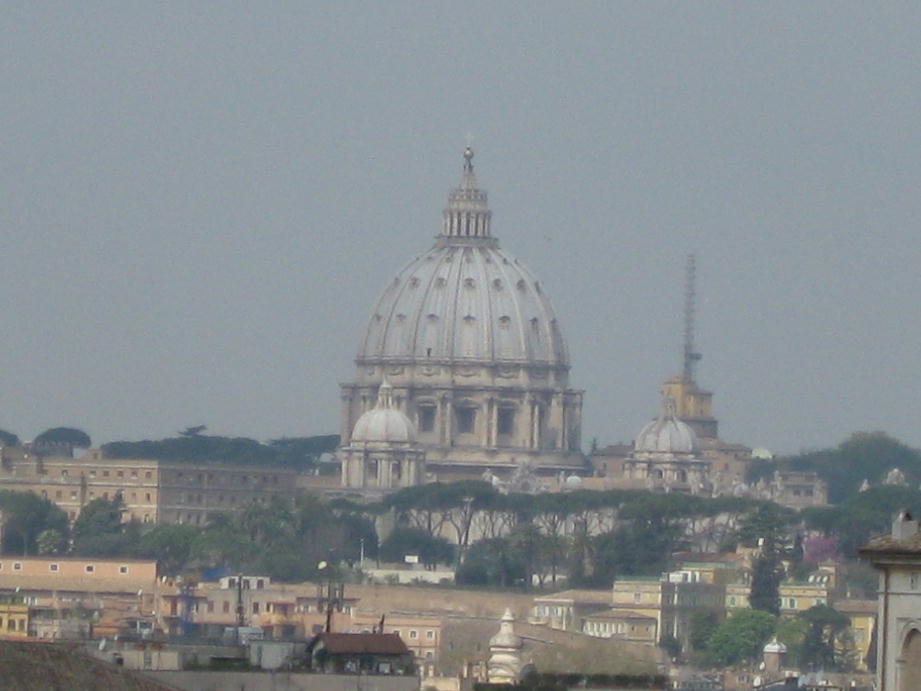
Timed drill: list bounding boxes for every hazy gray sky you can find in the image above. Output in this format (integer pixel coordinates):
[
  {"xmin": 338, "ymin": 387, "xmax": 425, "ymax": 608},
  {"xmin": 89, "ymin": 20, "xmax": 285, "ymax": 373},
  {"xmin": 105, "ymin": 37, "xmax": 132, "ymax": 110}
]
[{"xmin": 2, "ymin": 2, "xmax": 919, "ymax": 454}]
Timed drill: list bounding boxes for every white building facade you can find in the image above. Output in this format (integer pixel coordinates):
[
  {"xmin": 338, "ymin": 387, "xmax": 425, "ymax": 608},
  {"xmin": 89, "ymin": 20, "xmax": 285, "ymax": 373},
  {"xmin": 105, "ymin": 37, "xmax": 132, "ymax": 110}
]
[{"xmin": 860, "ymin": 510, "xmax": 921, "ymax": 691}]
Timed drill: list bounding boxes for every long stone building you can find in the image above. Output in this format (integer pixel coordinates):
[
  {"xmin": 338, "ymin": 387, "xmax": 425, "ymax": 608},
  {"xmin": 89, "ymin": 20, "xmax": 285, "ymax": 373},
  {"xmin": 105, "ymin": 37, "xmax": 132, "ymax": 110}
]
[{"xmin": 0, "ymin": 445, "xmax": 300, "ymax": 524}]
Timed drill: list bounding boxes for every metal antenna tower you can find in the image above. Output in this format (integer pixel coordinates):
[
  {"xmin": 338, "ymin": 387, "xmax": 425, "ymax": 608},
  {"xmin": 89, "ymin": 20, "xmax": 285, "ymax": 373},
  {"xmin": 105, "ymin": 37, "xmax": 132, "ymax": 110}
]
[{"xmin": 682, "ymin": 254, "xmax": 702, "ymax": 381}]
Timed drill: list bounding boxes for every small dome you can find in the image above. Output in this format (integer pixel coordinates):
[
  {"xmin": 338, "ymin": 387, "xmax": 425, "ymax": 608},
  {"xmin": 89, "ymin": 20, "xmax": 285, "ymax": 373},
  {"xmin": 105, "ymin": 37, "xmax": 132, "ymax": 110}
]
[
  {"xmin": 634, "ymin": 397, "xmax": 699, "ymax": 455},
  {"xmin": 564, "ymin": 474, "xmax": 583, "ymax": 490},
  {"xmin": 350, "ymin": 380, "xmax": 417, "ymax": 444},
  {"xmin": 489, "ymin": 608, "xmax": 522, "ymax": 649},
  {"xmin": 763, "ymin": 637, "xmax": 787, "ymax": 654}
]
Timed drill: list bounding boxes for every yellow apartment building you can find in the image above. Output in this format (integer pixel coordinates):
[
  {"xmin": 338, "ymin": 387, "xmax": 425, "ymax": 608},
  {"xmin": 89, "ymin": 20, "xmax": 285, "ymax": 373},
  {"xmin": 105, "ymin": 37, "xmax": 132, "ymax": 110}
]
[
  {"xmin": 0, "ymin": 557, "xmax": 159, "ymax": 639},
  {"xmin": 158, "ymin": 577, "xmax": 358, "ymax": 638},
  {"xmin": 530, "ymin": 589, "xmax": 613, "ymax": 631},
  {"xmin": 581, "ymin": 609, "xmax": 657, "ymax": 643},
  {"xmin": 0, "ymin": 601, "xmax": 29, "ymax": 638},
  {"xmin": 611, "ymin": 576, "xmax": 724, "ymax": 648},
  {"xmin": 835, "ymin": 598, "xmax": 877, "ymax": 672},
  {"xmin": 670, "ymin": 551, "xmax": 747, "ymax": 585}
]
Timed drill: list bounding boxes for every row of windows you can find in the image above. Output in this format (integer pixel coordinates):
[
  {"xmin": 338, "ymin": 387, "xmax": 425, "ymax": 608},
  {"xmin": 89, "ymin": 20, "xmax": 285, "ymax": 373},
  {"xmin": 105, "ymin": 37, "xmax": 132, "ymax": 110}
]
[
  {"xmin": 55, "ymin": 468, "xmax": 287, "ymax": 486},
  {"xmin": 416, "ymin": 405, "xmax": 517, "ymax": 435},
  {"xmin": 0, "ymin": 562, "xmax": 130, "ymax": 575},
  {"xmin": 584, "ymin": 620, "xmax": 650, "ymax": 636},
  {"xmin": 176, "ymin": 599, "xmax": 353, "ymax": 617},
  {"xmin": 60, "ymin": 469, "xmax": 153, "ymax": 480},
  {"xmin": 0, "ymin": 618, "xmax": 26, "ymax": 632},
  {"xmin": 167, "ymin": 472, "xmax": 282, "ymax": 486},
  {"xmin": 43, "ymin": 489, "xmax": 154, "ymax": 503},
  {"xmin": 391, "ymin": 628, "xmax": 436, "ymax": 640},
  {"xmin": 174, "ymin": 492, "xmax": 273, "ymax": 506}
]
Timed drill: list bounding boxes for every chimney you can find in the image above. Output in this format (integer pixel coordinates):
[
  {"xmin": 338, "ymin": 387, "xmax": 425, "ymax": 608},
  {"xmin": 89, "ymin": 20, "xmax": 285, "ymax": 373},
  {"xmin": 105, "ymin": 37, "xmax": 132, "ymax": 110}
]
[{"xmin": 892, "ymin": 509, "xmax": 919, "ymax": 541}]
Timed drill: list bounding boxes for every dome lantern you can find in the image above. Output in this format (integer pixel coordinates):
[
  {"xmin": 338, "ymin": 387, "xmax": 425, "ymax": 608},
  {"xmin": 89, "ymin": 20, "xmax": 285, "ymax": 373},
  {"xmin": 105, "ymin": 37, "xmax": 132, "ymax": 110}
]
[{"xmin": 442, "ymin": 148, "xmax": 493, "ymax": 241}]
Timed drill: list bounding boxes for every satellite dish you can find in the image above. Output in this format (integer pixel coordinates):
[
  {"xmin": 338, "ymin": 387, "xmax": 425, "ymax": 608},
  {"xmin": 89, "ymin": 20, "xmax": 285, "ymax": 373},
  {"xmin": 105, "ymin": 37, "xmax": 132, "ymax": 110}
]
[{"xmin": 318, "ymin": 561, "xmax": 328, "ymax": 570}]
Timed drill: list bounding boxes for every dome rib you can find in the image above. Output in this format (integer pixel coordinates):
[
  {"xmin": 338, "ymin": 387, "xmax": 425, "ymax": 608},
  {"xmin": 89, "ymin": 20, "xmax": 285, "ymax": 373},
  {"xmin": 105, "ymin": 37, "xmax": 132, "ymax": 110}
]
[
  {"xmin": 493, "ymin": 250, "xmax": 529, "ymax": 361},
  {"xmin": 472, "ymin": 248, "xmax": 495, "ymax": 361}
]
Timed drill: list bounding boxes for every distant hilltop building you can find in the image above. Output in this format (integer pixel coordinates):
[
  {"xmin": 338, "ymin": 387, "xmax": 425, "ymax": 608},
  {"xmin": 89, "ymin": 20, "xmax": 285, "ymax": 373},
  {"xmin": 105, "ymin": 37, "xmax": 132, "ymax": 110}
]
[
  {"xmin": 340, "ymin": 149, "xmax": 584, "ymax": 483},
  {"xmin": 591, "ymin": 256, "xmax": 753, "ymax": 494},
  {"xmin": 0, "ymin": 445, "xmax": 300, "ymax": 524},
  {"xmin": 589, "ymin": 256, "xmax": 827, "ymax": 506}
]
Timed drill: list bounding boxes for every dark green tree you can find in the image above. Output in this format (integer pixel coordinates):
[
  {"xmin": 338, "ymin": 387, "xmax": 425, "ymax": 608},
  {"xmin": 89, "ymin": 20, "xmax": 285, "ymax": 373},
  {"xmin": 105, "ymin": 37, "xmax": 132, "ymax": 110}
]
[
  {"xmin": 34, "ymin": 427, "xmax": 92, "ymax": 448},
  {"xmin": 798, "ymin": 605, "xmax": 851, "ymax": 671},
  {"xmin": 380, "ymin": 527, "xmax": 454, "ymax": 567},
  {"xmin": 803, "ymin": 486, "xmax": 921, "ymax": 557},
  {"xmin": 771, "ymin": 432, "xmax": 921, "ymax": 503},
  {"xmin": 774, "ymin": 615, "xmax": 809, "ymax": 665},
  {"xmin": 36, "ymin": 528, "xmax": 67, "ymax": 555},
  {"xmin": 0, "ymin": 429, "xmax": 20, "ymax": 447},
  {"xmin": 179, "ymin": 425, "xmax": 207, "ymax": 437},
  {"xmin": 735, "ymin": 503, "xmax": 794, "ymax": 549},
  {"xmin": 688, "ymin": 611, "xmax": 720, "ymax": 653},
  {"xmin": 72, "ymin": 496, "xmax": 138, "ymax": 556},
  {"xmin": 0, "ymin": 490, "xmax": 69, "ymax": 555},
  {"xmin": 659, "ymin": 634, "xmax": 682, "ymax": 661},
  {"xmin": 134, "ymin": 524, "xmax": 199, "ymax": 575},
  {"xmin": 268, "ymin": 435, "xmax": 340, "ymax": 469},
  {"xmin": 749, "ymin": 546, "xmax": 783, "ymax": 615},
  {"xmin": 591, "ymin": 518, "xmax": 680, "ymax": 586},
  {"xmin": 456, "ymin": 537, "xmax": 527, "ymax": 587},
  {"xmin": 704, "ymin": 609, "xmax": 776, "ymax": 667}
]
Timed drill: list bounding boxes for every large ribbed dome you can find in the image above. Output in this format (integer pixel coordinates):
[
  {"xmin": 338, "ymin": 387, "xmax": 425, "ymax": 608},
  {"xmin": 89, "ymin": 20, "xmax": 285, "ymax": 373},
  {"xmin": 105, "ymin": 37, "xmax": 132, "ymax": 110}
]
[{"xmin": 357, "ymin": 149, "xmax": 569, "ymax": 367}]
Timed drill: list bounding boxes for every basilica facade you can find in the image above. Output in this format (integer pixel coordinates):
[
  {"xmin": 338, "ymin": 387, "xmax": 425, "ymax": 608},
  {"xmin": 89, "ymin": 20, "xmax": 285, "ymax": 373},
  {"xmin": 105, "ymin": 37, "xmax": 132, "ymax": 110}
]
[{"xmin": 340, "ymin": 149, "xmax": 585, "ymax": 481}]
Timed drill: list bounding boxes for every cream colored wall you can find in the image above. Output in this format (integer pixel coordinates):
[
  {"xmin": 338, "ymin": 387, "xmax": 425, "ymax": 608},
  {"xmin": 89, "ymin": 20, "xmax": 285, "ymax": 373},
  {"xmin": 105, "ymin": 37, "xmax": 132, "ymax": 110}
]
[
  {"xmin": 0, "ymin": 557, "xmax": 156, "ymax": 581},
  {"xmin": 875, "ymin": 565, "xmax": 921, "ymax": 691},
  {"xmin": 341, "ymin": 361, "xmax": 583, "ymax": 472}
]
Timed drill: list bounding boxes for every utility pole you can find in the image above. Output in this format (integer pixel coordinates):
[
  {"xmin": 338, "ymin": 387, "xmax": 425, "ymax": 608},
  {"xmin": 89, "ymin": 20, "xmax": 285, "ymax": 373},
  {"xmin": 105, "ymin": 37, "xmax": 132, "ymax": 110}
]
[
  {"xmin": 317, "ymin": 559, "xmax": 344, "ymax": 633},
  {"xmin": 682, "ymin": 253, "xmax": 702, "ymax": 382},
  {"xmin": 235, "ymin": 573, "xmax": 244, "ymax": 645}
]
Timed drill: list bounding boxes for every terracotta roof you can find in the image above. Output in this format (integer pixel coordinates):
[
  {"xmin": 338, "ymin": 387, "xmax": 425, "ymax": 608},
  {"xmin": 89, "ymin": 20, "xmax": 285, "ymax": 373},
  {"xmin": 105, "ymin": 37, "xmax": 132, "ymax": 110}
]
[
  {"xmin": 672, "ymin": 551, "xmax": 743, "ymax": 564},
  {"xmin": 834, "ymin": 599, "xmax": 877, "ymax": 615},
  {"xmin": 860, "ymin": 530, "xmax": 921, "ymax": 555},
  {"xmin": 532, "ymin": 589, "xmax": 612, "ymax": 604},
  {"xmin": 0, "ymin": 575, "xmax": 155, "ymax": 594},
  {"xmin": 311, "ymin": 632, "xmax": 410, "ymax": 656},
  {"xmin": 584, "ymin": 609, "xmax": 656, "ymax": 621}
]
